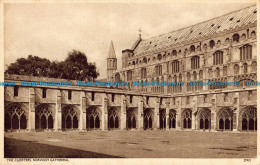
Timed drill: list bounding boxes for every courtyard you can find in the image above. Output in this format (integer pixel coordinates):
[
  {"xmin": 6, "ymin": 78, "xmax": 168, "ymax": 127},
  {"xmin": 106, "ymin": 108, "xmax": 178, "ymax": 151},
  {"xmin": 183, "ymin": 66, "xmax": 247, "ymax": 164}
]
[{"xmin": 4, "ymin": 130, "xmax": 257, "ymax": 158}]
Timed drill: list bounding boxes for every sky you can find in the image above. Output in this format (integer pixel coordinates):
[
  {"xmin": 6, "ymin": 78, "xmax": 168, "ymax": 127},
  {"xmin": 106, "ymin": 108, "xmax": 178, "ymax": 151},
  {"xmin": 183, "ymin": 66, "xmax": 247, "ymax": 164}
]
[{"xmin": 4, "ymin": 2, "xmax": 255, "ymax": 79}]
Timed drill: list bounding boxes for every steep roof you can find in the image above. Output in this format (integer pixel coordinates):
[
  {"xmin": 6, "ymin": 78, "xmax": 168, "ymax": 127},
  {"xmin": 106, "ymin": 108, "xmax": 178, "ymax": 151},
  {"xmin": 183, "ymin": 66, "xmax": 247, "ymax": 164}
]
[
  {"xmin": 107, "ymin": 40, "xmax": 117, "ymax": 59},
  {"xmin": 133, "ymin": 5, "xmax": 257, "ymax": 55}
]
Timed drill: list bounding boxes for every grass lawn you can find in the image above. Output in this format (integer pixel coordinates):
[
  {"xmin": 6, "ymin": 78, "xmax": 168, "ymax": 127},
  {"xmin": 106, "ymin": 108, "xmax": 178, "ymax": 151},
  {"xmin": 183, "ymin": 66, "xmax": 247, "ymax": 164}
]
[{"xmin": 4, "ymin": 130, "xmax": 257, "ymax": 158}]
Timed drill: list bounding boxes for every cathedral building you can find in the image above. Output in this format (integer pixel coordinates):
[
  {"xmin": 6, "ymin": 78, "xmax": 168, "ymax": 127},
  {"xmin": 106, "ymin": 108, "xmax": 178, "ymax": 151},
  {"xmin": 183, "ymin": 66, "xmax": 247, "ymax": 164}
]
[{"xmin": 4, "ymin": 5, "xmax": 257, "ymax": 132}]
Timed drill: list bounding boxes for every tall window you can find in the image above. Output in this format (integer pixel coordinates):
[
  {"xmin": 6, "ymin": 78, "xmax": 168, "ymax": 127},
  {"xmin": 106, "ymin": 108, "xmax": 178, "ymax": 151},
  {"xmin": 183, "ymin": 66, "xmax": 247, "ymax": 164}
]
[
  {"xmin": 141, "ymin": 68, "xmax": 147, "ymax": 79},
  {"xmin": 240, "ymin": 44, "xmax": 252, "ymax": 61},
  {"xmin": 68, "ymin": 90, "xmax": 72, "ymax": 100},
  {"xmin": 14, "ymin": 86, "xmax": 19, "ymax": 97},
  {"xmin": 172, "ymin": 60, "xmax": 179, "ymax": 73},
  {"xmin": 91, "ymin": 92, "xmax": 95, "ymax": 101},
  {"xmin": 213, "ymin": 51, "xmax": 223, "ymax": 65},
  {"xmin": 191, "ymin": 56, "xmax": 200, "ymax": 69},
  {"xmin": 42, "ymin": 88, "xmax": 47, "ymax": 98},
  {"xmin": 127, "ymin": 70, "xmax": 132, "ymax": 81},
  {"xmin": 155, "ymin": 65, "xmax": 162, "ymax": 76}
]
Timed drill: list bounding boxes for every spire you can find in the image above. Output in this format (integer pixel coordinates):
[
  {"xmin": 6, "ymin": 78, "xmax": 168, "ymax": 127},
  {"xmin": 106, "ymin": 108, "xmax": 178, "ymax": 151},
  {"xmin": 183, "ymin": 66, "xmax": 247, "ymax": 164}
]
[{"xmin": 107, "ymin": 40, "xmax": 116, "ymax": 59}]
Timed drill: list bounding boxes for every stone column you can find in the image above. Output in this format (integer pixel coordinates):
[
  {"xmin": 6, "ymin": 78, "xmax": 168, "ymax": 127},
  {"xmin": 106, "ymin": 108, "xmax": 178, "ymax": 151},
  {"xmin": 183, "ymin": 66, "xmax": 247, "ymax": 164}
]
[
  {"xmin": 233, "ymin": 92, "xmax": 240, "ymax": 131},
  {"xmin": 192, "ymin": 96, "xmax": 197, "ymax": 130},
  {"xmin": 54, "ymin": 90, "xmax": 62, "ymax": 131},
  {"xmin": 101, "ymin": 94, "xmax": 108, "ymax": 131},
  {"xmin": 28, "ymin": 88, "xmax": 35, "ymax": 131},
  {"xmin": 166, "ymin": 101, "xmax": 170, "ymax": 130},
  {"xmin": 192, "ymin": 113, "xmax": 196, "ymax": 130},
  {"xmin": 120, "ymin": 95, "xmax": 126, "ymax": 130},
  {"xmin": 138, "ymin": 99, "xmax": 144, "ymax": 130},
  {"xmin": 210, "ymin": 94, "xmax": 217, "ymax": 131},
  {"xmin": 154, "ymin": 98, "xmax": 159, "ymax": 130},
  {"xmin": 176, "ymin": 97, "xmax": 181, "ymax": 130},
  {"xmin": 79, "ymin": 91, "xmax": 86, "ymax": 131}
]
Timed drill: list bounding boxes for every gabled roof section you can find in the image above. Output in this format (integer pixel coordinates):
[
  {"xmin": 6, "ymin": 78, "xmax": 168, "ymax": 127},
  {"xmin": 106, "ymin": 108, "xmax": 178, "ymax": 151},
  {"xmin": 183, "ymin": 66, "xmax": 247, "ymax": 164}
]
[
  {"xmin": 107, "ymin": 40, "xmax": 116, "ymax": 59},
  {"xmin": 134, "ymin": 5, "xmax": 257, "ymax": 55}
]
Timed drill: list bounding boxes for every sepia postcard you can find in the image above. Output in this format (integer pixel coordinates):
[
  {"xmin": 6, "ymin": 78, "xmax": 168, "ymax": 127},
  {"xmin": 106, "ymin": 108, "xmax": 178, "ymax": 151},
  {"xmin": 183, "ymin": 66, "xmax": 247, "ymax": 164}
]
[{"xmin": 0, "ymin": 0, "xmax": 259, "ymax": 165}]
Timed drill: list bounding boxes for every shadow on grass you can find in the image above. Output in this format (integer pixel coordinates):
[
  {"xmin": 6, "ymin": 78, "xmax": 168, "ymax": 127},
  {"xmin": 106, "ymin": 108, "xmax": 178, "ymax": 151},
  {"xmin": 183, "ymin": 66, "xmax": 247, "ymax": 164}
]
[{"xmin": 4, "ymin": 137, "xmax": 122, "ymax": 158}]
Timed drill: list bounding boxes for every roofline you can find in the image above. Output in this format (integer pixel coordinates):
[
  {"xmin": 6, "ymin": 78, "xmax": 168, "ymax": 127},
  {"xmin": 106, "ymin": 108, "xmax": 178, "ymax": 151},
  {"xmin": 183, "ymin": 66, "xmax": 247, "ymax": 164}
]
[{"xmin": 143, "ymin": 4, "xmax": 256, "ymax": 41}]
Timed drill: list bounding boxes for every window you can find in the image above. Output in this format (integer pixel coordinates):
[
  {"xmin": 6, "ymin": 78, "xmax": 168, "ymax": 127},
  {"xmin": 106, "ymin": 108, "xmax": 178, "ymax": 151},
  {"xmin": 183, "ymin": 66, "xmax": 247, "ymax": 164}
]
[
  {"xmin": 146, "ymin": 96, "xmax": 149, "ymax": 104},
  {"xmin": 172, "ymin": 60, "xmax": 179, "ymax": 73},
  {"xmin": 213, "ymin": 51, "xmax": 223, "ymax": 65},
  {"xmin": 68, "ymin": 90, "xmax": 72, "ymax": 100},
  {"xmin": 172, "ymin": 50, "xmax": 177, "ymax": 56},
  {"xmin": 209, "ymin": 40, "xmax": 215, "ymax": 48},
  {"xmin": 130, "ymin": 95, "xmax": 133, "ymax": 103},
  {"xmin": 223, "ymin": 66, "xmax": 227, "ymax": 76},
  {"xmin": 141, "ymin": 68, "xmax": 147, "ymax": 79},
  {"xmin": 112, "ymin": 94, "xmax": 115, "ymax": 102},
  {"xmin": 158, "ymin": 54, "xmax": 162, "ymax": 60},
  {"xmin": 243, "ymin": 63, "xmax": 248, "ymax": 74},
  {"xmin": 14, "ymin": 86, "xmax": 19, "ymax": 97},
  {"xmin": 216, "ymin": 67, "xmax": 220, "ymax": 77},
  {"xmin": 251, "ymin": 61, "xmax": 257, "ymax": 72},
  {"xmin": 91, "ymin": 92, "xmax": 95, "ymax": 101},
  {"xmin": 191, "ymin": 56, "xmax": 200, "ymax": 69},
  {"xmin": 199, "ymin": 70, "xmax": 203, "ymax": 80},
  {"xmin": 240, "ymin": 44, "xmax": 252, "ymax": 60},
  {"xmin": 193, "ymin": 71, "xmax": 197, "ymax": 80},
  {"xmin": 233, "ymin": 33, "xmax": 240, "ymax": 42},
  {"xmin": 234, "ymin": 64, "xmax": 240, "ymax": 75},
  {"xmin": 155, "ymin": 65, "xmax": 162, "ymax": 76},
  {"xmin": 251, "ymin": 31, "xmax": 256, "ymax": 39},
  {"xmin": 143, "ymin": 57, "xmax": 147, "ymax": 63},
  {"xmin": 42, "ymin": 88, "xmax": 47, "ymax": 98},
  {"xmin": 127, "ymin": 70, "xmax": 132, "ymax": 81},
  {"xmin": 190, "ymin": 45, "xmax": 195, "ymax": 52}
]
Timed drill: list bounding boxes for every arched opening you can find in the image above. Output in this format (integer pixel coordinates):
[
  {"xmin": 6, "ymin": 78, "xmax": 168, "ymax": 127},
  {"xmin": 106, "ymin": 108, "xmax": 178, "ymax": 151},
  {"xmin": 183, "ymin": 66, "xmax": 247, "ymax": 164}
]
[
  {"xmin": 209, "ymin": 40, "xmax": 215, "ymax": 48},
  {"xmin": 62, "ymin": 105, "xmax": 78, "ymax": 130},
  {"xmin": 218, "ymin": 108, "xmax": 233, "ymax": 131},
  {"xmin": 159, "ymin": 109, "xmax": 166, "ymax": 129},
  {"xmin": 190, "ymin": 45, "xmax": 195, "ymax": 52},
  {"xmin": 144, "ymin": 109, "xmax": 153, "ymax": 130},
  {"xmin": 233, "ymin": 33, "xmax": 240, "ymax": 42},
  {"xmin": 240, "ymin": 106, "xmax": 257, "ymax": 131},
  {"xmin": 115, "ymin": 73, "xmax": 120, "ymax": 82},
  {"xmin": 182, "ymin": 109, "xmax": 192, "ymax": 129},
  {"xmin": 108, "ymin": 108, "xmax": 119, "ymax": 130},
  {"xmin": 86, "ymin": 106, "xmax": 100, "ymax": 130},
  {"xmin": 35, "ymin": 104, "xmax": 53, "ymax": 130},
  {"xmin": 5, "ymin": 104, "xmax": 27, "ymax": 130},
  {"xmin": 198, "ymin": 108, "xmax": 211, "ymax": 130},
  {"xmin": 126, "ymin": 109, "xmax": 136, "ymax": 130},
  {"xmin": 169, "ymin": 110, "xmax": 176, "ymax": 129}
]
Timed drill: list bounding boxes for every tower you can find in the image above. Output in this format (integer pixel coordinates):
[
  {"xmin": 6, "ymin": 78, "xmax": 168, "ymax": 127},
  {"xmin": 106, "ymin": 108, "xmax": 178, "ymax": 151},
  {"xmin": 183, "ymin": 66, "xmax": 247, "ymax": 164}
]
[{"xmin": 107, "ymin": 40, "xmax": 117, "ymax": 81}]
